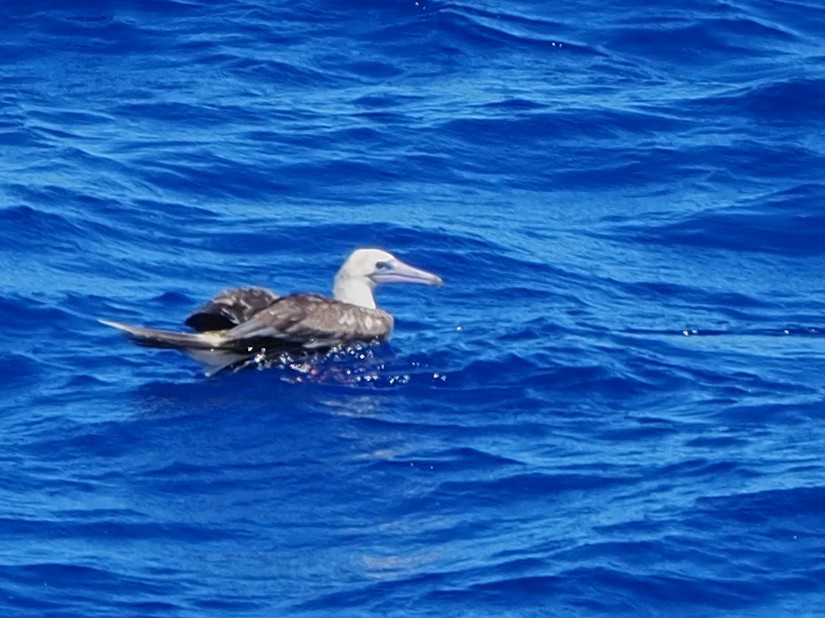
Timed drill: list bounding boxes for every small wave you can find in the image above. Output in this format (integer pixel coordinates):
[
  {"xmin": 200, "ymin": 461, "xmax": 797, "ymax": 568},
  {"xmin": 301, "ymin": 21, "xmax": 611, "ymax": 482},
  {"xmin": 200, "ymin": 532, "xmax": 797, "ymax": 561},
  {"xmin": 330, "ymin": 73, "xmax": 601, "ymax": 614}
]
[
  {"xmin": 0, "ymin": 205, "xmax": 83, "ymax": 254},
  {"xmin": 619, "ymin": 183, "xmax": 825, "ymax": 255},
  {"xmin": 604, "ymin": 15, "xmax": 797, "ymax": 64},
  {"xmin": 691, "ymin": 77, "xmax": 825, "ymax": 125},
  {"xmin": 432, "ymin": 4, "xmax": 589, "ymax": 54}
]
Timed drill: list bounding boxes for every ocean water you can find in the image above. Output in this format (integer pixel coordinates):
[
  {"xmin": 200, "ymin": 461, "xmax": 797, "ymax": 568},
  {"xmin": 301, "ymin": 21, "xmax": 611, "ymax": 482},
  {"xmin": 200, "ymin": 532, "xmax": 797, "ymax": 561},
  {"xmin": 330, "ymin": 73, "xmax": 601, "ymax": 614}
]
[{"xmin": 2, "ymin": 0, "xmax": 825, "ymax": 615}]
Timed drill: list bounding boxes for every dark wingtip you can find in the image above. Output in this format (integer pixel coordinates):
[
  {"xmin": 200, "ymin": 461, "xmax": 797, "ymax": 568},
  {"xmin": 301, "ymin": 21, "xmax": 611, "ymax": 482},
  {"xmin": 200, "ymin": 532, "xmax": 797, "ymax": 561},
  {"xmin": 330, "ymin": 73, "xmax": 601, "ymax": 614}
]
[{"xmin": 185, "ymin": 313, "xmax": 236, "ymax": 332}]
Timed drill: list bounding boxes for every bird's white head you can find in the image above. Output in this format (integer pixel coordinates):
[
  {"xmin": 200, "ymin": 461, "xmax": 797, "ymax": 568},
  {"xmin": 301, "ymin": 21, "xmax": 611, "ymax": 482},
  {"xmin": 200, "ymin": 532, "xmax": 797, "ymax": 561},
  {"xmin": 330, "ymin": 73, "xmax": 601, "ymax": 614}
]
[{"xmin": 333, "ymin": 248, "xmax": 443, "ymax": 309}]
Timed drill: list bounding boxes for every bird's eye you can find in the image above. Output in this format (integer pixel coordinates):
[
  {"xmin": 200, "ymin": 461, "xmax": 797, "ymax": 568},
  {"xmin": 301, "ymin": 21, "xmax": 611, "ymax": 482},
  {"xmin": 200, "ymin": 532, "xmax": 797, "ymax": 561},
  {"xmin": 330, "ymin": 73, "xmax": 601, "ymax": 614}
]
[{"xmin": 375, "ymin": 261, "xmax": 391, "ymax": 271}]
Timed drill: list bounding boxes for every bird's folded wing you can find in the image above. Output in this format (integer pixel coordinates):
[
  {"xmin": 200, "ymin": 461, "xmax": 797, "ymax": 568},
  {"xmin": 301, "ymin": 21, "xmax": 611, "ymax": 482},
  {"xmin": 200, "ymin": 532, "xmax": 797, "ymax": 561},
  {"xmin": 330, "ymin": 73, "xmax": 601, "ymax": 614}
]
[
  {"xmin": 224, "ymin": 294, "xmax": 392, "ymax": 349},
  {"xmin": 185, "ymin": 286, "xmax": 279, "ymax": 332}
]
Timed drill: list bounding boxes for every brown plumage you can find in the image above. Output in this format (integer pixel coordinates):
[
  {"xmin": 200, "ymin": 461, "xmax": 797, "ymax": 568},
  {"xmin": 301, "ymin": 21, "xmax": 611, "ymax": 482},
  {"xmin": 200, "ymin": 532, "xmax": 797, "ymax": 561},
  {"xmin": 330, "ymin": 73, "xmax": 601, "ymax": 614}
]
[
  {"xmin": 101, "ymin": 248, "xmax": 442, "ymax": 375},
  {"xmin": 185, "ymin": 286, "xmax": 280, "ymax": 332}
]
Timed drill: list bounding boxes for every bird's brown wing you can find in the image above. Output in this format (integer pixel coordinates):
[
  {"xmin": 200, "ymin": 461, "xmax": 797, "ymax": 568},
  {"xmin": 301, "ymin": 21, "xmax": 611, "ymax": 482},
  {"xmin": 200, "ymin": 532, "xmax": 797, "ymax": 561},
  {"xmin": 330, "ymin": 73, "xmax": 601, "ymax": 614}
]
[
  {"xmin": 221, "ymin": 294, "xmax": 393, "ymax": 352},
  {"xmin": 185, "ymin": 286, "xmax": 279, "ymax": 332}
]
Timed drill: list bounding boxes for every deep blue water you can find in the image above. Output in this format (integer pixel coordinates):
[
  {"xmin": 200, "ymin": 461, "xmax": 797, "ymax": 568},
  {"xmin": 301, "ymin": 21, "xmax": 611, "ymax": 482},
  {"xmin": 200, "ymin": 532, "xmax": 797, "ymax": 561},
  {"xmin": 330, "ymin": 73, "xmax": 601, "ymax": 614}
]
[{"xmin": 2, "ymin": 0, "xmax": 825, "ymax": 615}]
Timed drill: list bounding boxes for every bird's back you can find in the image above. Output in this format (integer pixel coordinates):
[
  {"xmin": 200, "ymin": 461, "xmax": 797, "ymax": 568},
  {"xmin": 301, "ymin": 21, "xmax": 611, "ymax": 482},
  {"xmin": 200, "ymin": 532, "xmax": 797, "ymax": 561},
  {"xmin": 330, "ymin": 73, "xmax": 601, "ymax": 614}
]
[{"xmin": 185, "ymin": 286, "xmax": 279, "ymax": 332}]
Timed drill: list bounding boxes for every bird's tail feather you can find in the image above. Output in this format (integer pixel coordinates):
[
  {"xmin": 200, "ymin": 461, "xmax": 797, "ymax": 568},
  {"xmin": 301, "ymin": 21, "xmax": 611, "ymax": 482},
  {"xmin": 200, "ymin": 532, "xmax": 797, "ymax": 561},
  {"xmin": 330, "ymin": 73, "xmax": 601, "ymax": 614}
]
[
  {"xmin": 99, "ymin": 319, "xmax": 247, "ymax": 374},
  {"xmin": 99, "ymin": 319, "xmax": 223, "ymax": 349}
]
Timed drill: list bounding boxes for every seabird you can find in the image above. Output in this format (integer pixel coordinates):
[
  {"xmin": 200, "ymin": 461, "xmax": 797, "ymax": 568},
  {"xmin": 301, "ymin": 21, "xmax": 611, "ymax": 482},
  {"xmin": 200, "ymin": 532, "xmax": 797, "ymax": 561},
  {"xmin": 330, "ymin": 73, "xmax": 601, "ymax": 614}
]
[{"xmin": 101, "ymin": 248, "xmax": 443, "ymax": 374}]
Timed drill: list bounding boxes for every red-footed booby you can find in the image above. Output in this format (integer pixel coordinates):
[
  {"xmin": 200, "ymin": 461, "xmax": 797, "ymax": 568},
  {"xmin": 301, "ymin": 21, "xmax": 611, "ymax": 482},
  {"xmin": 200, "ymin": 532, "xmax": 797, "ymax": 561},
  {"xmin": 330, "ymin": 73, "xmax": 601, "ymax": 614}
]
[{"xmin": 101, "ymin": 248, "xmax": 443, "ymax": 374}]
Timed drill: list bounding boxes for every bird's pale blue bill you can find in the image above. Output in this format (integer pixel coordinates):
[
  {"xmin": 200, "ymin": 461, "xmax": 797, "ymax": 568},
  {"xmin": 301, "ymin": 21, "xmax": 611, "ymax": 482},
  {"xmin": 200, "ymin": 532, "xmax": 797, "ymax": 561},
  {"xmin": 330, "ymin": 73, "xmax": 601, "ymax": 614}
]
[{"xmin": 372, "ymin": 259, "xmax": 443, "ymax": 286}]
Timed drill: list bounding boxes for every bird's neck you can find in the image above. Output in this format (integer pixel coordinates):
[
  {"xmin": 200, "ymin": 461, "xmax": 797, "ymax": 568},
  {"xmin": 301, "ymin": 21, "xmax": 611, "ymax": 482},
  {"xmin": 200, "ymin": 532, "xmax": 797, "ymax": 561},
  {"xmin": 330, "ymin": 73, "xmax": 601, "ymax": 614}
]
[{"xmin": 333, "ymin": 276, "xmax": 377, "ymax": 309}]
